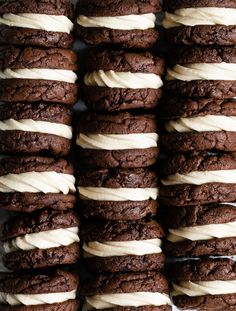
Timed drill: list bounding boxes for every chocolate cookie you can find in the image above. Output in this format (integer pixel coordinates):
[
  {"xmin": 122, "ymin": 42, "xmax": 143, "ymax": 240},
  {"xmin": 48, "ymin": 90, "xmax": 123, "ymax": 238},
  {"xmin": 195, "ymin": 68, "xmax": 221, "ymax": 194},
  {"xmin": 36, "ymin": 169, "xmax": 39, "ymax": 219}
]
[
  {"xmin": 78, "ymin": 168, "xmax": 158, "ymax": 221},
  {"xmin": 81, "ymin": 219, "xmax": 165, "ymax": 273},
  {"xmin": 0, "ymin": 0, "xmax": 74, "ymax": 48},
  {"xmin": 83, "ymin": 49, "xmax": 164, "ymax": 112},
  {"xmin": 0, "ymin": 156, "xmax": 76, "ymax": 212},
  {"xmin": 76, "ymin": 0, "xmax": 161, "ymax": 49},
  {"xmin": 77, "ymin": 112, "xmax": 158, "ymax": 168},
  {"xmin": 1, "ymin": 208, "xmax": 80, "ymax": 270},
  {"xmin": 161, "ymin": 97, "xmax": 236, "ymax": 153},
  {"xmin": 0, "ymin": 102, "xmax": 72, "ymax": 156},
  {"xmin": 82, "ymin": 271, "xmax": 171, "ymax": 310},
  {"xmin": 163, "ymin": 0, "xmax": 236, "ymax": 46},
  {"xmin": 0, "ymin": 269, "xmax": 79, "ymax": 310},
  {"xmin": 160, "ymin": 152, "xmax": 236, "ymax": 206},
  {"xmin": 0, "ymin": 46, "xmax": 78, "ymax": 105},
  {"xmin": 164, "ymin": 203, "xmax": 236, "ymax": 257},
  {"xmin": 165, "ymin": 46, "xmax": 236, "ymax": 99},
  {"xmin": 170, "ymin": 258, "xmax": 236, "ymax": 310}
]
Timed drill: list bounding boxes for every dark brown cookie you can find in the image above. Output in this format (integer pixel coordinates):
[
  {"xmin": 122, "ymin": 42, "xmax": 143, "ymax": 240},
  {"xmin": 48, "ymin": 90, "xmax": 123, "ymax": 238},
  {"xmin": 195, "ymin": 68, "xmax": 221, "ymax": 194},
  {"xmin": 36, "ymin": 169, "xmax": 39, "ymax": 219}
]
[
  {"xmin": 82, "ymin": 271, "xmax": 171, "ymax": 311},
  {"xmin": 0, "ymin": 192, "xmax": 76, "ymax": 213},
  {"xmin": 0, "ymin": 269, "xmax": 80, "ymax": 310},
  {"xmin": 0, "ymin": 0, "xmax": 74, "ymax": 48},
  {"xmin": 163, "ymin": 1, "xmax": 236, "ymax": 46},
  {"xmin": 77, "ymin": 112, "xmax": 158, "ymax": 168},
  {"xmin": 160, "ymin": 152, "xmax": 236, "ymax": 206},
  {"xmin": 1, "ymin": 209, "xmax": 80, "ymax": 271},
  {"xmin": 76, "ymin": 0, "xmax": 161, "ymax": 49},
  {"xmin": 170, "ymin": 258, "xmax": 236, "ymax": 310},
  {"xmin": 0, "ymin": 46, "xmax": 78, "ymax": 104},
  {"xmin": 165, "ymin": 46, "xmax": 236, "ymax": 99},
  {"xmin": 83, "ymin": 49, "xmax": 164, "ymax": 112},
  {"xmin": 161, "ymin": 97, "xmax": 236, "ymax": 153},
  {"xmin": 81, "ymin": 219, "xmax": 164, "ymax": 273},
  {"xmin": 78, "ymin": 167, "xmax": 158, "ymax": 188},
  {"xmin": 0, "ymin": 156, "xmax": 76, "ymax": 212},
  {"xmin": 161, "ymin": 97, "xmax": 236, "ymax": 120},
  {"xmin": 164, "ymin": 204, "xmax": 236, "ymax": 257},
  {"xmin": 0, "ymin": 102, "xmax": 72, "ymax": 156},
  {"xmin": 164, "ymin": 0, "xmax": 236, "ymax": 10},
  {"xmin": 80, "ymin": 199, "xmax": 157, "ymax": 221},
  {"xmin": 78, "ymin": 168, "xmax": 158, "ymax": 222}
]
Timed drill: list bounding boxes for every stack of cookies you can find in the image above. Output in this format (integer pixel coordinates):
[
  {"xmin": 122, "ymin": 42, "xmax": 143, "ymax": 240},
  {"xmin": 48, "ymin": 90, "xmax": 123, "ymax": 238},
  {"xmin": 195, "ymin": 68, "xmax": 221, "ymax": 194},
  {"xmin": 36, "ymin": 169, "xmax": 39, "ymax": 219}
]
[
  {"xmin": 161, "ymin": 1, "xmax": 236, "ymax": 310},
  {"xmin": 76, "ymin": 0, "xmax": 171, "ymax": 310},
  {"xmin": 0, "ymin": 0, "xmax": 80, "ymax": 310}
]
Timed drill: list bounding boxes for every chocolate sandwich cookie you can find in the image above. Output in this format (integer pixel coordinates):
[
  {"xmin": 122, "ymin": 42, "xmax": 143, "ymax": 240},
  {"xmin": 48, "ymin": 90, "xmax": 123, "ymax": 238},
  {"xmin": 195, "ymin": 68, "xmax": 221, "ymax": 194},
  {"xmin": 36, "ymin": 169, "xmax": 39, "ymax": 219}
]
[
  {"xmin": 81, "ymin": 219, "xmax": 164, "ymax": 273},
  {"xmin": 165, "ymin": 46, "xmax": 236, "ymax": 99},
  {"xmin": 0, "ymin": 0, "xmax": 74, "ymax": 48},
  {"xmin": 78, "ymin": 168, "xmax": 158, "ymax": 221},
  {"xmin": 82, "ymin": 271, "xmax": 171, "ymax": 310},
  {"xmin": 161, "ymin": 97, "xmax": 236, "ymax": 153},
  {"xmin": 0, "ymin": 156, "xmax": 76, "ymax": 212},
  {"xmin": 0, "ymin": 46, "xmax": 78, "ymax": 105},
  {"xmin": 77, "ymin": 112, "xmax": 158, "ymax": 168},
  {"xmin": 163, "ymin": 0, "xmax": 236, "ymax": 46},
  {"xmin": 0, "ymin": 102, "xmax": 72, "ymax": 156},
  {"xmin": 170, "ymin": 258, "xmax": 236, "ymax": 310},
  {"xmin": 76, "ymin": 0, "xmax": 161, "ymax": 49},
  {"xmin": 0, "ymin": 269, "xmax": 79, "ymax": 310},
  {"xmin": 1, "ymin": 208, "xmax": 80, "ymax": 270},
  {"xmin": 164, "ymin": 203, "xmax": 236, "ymax": 257},
  {"xmin": 160, "ymin": 152, "xmax": 236, "ymax": 206},
  {"xmin": 83, "ymin": 49, "xmax": 164, "ymax": 112}
]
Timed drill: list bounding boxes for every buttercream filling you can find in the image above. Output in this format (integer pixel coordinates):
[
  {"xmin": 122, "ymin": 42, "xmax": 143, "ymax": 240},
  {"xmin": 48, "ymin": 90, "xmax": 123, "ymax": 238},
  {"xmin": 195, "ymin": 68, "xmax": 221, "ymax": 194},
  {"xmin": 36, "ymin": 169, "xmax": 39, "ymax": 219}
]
[
  {"xmin": 0, "ymin": 171, "xmax": 76, "ymax": 194},
  {"xmin": 162, "ymin": 7, "xmax": 236, "ymax": 28},
  {"xmin": 86, "ymin": 292, "xmax": 171, "ymax": 309},
  {"xmin": 165, "ymin": 115, "xmax": 236, "ymax": 133},
  {"xmin": 0, "ymin": 13, "xmax": 73, "ymax": 33},
  {"xmin": 172, "ymin": 280, "xmax": 236, "ymax": 297},
  {"xmin": 78, "ymin": 187, "xmax": 158, "ymax": 201},
  {"xmin": 0, "ymin": 69, "xmax": 77, "ymax": 83},
  {"xmin": 77, "ymin": 13, "xmax": 155, "ymax": 30},
  {"xmin": 4, "ymin": 227, "xmax": 79, "ymax": 253},
  {"xmin": 0, "ymin": 290, "xmax": 76, "ymax": 306},
  {"xmin": 0, "ymin": 119, "xmax": 72, "ymax": 139},
  {"xmin": 84, "ymin": 70, "xmax": 163, "ymax": 89},
  {"xmin": 166, "ymin": 63, "xmax": 236, "ymax": 81},
  {"xmin": 168, "ymin": 221, "xmax": 236, "ymax": 242},
  {"xmin": 76, "ymin": 133, "xmax": 158, "ymax": 150},
  {"xmin": 83, "ymin": 238, "xmax": 162, "ymax": 257},
  {"xmin": 161, "ymin": 170, "xmax": 236, "ymax": 186}
]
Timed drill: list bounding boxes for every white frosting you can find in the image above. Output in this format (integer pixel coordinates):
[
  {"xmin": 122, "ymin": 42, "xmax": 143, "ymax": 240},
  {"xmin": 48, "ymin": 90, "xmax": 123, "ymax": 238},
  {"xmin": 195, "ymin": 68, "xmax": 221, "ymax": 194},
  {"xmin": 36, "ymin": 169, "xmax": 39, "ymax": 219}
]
[
  {"xmin": 168, "ymin": 221, "xmax": 236, "ymax": 242},
  {"xmin": 0, "ymin": 69, "xmax": 77, "ymax": 83},
  {"xmin": 163, "ymin": 8, "xmax": 236, "ymax": 29},
  {"xmin": 83, "ymin": 238, "xmax": 162, "ymax": 257},
  {"xmin": 76, "ymin": 133, "xmax": 158, "ymax": 150},
  {"xmin": 78, "ymin": 187, "xmax": 158, "ymax": 201},
  {"xmin": 172, "ymin": 280, "xmax": 236, "ymax": 297},
  {"xmin": 0, "ymin": 172, "xmax": 76, "ymax": 194},
  {"xmin": 165, "ymin": 115, "xmax": 236, "ymax": 133},
  {"xmin": 161, "ymin": 170, "xmax": 236, "ymax": 186},
  {"xmin": 0, "ymin": 119, "xmax": 72, "ymax": 139},
  {"xmin": 84, "ymin": 70, "xmax": 163, "ymax": 89},
  {"xmin": 0, "ymin": 13, "xmax": 73, "ymax": 33},
  {"xmin": 0, "ymin": 290, "xmax": 76, "ymax": 306},
  {"xmin": 4, "ymin": 227, "xmax": 79, "ymax": 253},
  {"xmin": 166, "ymin": 63, "xmax": 236, "ymax": 81},
  {"xmin": 221, "ymin": 202, "xmax": 236, "ymax": 207},
  {"xmin": 77, "ymin": 13, "xmax": 155, "ymax": 30},
  {"xmin": 86, "ymin": 292, "xmax": 171, "ymax": 309}
]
